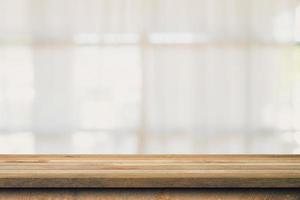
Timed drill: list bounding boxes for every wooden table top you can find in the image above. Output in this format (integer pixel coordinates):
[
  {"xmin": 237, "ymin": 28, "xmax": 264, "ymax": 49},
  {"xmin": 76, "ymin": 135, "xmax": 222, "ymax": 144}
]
[
  {"xmin": 0, "ymin": 155, "xmax": 299, "ymax": 188},
  {"xmin": 1, "ymin": 189, "xmax": 300, "ymax": 200}
]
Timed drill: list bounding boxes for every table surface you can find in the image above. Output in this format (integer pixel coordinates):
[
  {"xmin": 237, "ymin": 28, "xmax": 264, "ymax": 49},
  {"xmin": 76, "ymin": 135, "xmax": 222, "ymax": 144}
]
[
  {"xmin": 0, "ymin": 189, "xmax": 300, "ymax": 200},
  {"xmin": 0, "ymin": 155, "xmax": 300, "ymax": 188}
]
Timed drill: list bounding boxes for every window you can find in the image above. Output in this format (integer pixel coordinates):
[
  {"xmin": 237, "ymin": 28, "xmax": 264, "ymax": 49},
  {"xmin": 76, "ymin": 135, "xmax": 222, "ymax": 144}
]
[{"xmin": 0, "ymin": 0, "xmax": 300, "ymax": 153}]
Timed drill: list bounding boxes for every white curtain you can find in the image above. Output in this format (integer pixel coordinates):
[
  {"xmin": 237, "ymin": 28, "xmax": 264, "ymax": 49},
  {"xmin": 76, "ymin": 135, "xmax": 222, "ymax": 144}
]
[{"xmin": 0, "ymin": 0, "xmax": 299, "ymax": 153}]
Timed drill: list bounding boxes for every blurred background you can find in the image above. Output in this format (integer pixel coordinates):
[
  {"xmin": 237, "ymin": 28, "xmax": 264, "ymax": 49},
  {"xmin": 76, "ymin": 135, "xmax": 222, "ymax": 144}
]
[{"xmin": 0, "ymin": 0, "xmax": 300, "ymax": 153}]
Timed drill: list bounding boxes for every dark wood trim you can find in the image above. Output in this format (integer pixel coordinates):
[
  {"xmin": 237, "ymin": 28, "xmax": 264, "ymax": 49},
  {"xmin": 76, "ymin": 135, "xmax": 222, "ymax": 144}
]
[{"xmin": 0, "ymin": 155, "xmax": 299, "ymax": 188}]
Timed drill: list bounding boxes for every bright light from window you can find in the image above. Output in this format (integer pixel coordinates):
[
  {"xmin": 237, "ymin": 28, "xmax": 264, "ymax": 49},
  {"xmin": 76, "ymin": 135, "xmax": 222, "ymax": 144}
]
[{"xmin": 294, "ymin": 6, "xmax": 300, "ymax": 42}]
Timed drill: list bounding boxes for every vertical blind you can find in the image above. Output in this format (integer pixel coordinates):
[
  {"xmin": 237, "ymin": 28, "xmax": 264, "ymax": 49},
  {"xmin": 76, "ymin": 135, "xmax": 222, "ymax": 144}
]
[{"xmin": 0, "ymin": 0, "xmax": 299, "ymax": 153}]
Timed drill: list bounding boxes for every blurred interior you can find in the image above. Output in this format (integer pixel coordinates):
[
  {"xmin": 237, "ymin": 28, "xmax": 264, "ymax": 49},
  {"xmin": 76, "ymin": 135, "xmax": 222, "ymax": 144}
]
[{"xmin": 0, "ymin": 0, "xmax": 300, "ymax": 153}]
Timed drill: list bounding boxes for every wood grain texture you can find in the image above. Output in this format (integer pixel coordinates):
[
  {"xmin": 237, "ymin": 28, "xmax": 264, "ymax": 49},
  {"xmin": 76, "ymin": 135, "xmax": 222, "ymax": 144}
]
[
  {"xmin": 0, "ymin": 155, "xmax": 300, "ymax": 188},
  {"xmin": 0, "ymin": 189, "xmax": 299, "ymax": 200}
]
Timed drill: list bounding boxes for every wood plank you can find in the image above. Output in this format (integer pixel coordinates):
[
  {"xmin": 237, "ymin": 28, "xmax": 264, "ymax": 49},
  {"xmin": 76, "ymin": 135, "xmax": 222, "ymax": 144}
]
[
  {"xmin": 0, "ymin": 189, "xmax": 299, "ymax": 200},
  {"xmin": 0, "ymin": 155, "xmax": 299, "ymax": 188}
]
